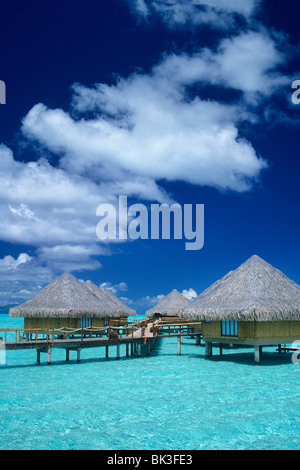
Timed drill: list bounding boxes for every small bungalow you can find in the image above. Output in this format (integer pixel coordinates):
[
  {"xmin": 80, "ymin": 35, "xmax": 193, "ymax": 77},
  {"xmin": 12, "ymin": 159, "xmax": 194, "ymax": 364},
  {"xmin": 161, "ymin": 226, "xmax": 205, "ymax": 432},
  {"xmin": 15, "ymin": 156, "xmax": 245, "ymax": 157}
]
[
  {"xmin": 146, "ymin": 289, "xmax": 190, "ymax": 323},
  {"xmin": 9, "ymin": 272, "xmax": 135, "ymax": 331},
  {"xmin": 182, "ymin": 255, "xmax": 300, "ymax": 363}
]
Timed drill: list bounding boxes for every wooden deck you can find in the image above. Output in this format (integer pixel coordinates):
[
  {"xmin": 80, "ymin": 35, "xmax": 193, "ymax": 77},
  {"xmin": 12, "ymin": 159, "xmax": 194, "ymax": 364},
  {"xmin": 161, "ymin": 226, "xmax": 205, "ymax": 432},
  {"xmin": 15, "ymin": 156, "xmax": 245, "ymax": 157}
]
[{"xmin": 0, "ymin": 320, "xmax": 202, "ymax": 364}]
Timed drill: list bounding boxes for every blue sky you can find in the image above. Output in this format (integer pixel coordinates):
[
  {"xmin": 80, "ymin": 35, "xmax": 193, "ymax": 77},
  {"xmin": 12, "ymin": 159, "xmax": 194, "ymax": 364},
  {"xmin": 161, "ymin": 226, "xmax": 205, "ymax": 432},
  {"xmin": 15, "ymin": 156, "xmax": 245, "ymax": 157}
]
[{"xmin": 0, "ymin": 0, "xmax": 299, "ymax": 313}]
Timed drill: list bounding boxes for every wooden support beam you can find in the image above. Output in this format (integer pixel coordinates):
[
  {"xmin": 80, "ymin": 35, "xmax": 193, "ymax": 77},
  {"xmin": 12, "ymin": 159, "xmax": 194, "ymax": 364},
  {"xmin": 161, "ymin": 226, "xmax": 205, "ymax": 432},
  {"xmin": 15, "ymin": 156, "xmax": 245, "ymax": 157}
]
[
  {"xmin": 126, "ymin": 342, "xmax": 129, "ymax": 357},
  {"xmin": 47, "ymin": 347, "xmax": 52, "ymax": 365},
  {"xmin": 105, "ymin": 345, "xmax": 109, "ymax": 359},
  {"xmin": 254, "ymin": 345, "xmax": 260, "ymax": 364},
  {"xmin": 116, "ymin": 344, "xmax": 120, "ymax": 360},
  {"xmin": 36, "ymin": 347, "xmax": 52, "ymax": 364},
  {"xmin": 177, "ymin": 336, "xmax": 181, "ymax": 355},
  {"xmin": 205, "ymin": 342, "xmax": 212, "ymax": 357},
  {"xmin": 66, "ymin": 349, "xmax": 69, "ymax": 361},
  {"xmin": 77, "ymin": 348, "xmax": 81, "ymax": 363}
]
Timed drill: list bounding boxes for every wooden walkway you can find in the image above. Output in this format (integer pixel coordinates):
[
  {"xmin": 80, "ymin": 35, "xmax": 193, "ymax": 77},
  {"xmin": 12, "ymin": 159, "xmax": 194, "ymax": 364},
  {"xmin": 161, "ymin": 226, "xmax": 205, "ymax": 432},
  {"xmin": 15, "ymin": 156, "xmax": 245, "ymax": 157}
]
[{"xmin": 0, "ymin": 320, "xmax": 202, "ymax": 365}]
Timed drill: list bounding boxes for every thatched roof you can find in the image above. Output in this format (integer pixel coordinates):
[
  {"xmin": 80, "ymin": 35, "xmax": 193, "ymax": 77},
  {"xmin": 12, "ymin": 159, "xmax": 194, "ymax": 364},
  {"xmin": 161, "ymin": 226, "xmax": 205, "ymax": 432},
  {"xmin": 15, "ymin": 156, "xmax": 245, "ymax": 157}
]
[
  {"xmin": 146, "ymin": 289, "xmax": 190, "ymax": 317},
  {"xmin": 9, "ymin": 272, "xmax": 130, "ymax": 318},
  {"xmin": 85, "ymin": 280, "xmax": 136, "ymax": 316},
  {"xmin": 182, "ymin": 255, "xmax": 300, "ymax": 322}
]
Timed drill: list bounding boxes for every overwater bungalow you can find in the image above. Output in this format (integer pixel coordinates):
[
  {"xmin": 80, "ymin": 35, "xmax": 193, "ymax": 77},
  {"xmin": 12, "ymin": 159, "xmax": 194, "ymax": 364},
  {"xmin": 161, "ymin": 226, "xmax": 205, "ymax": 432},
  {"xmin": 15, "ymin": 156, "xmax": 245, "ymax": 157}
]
[
  {"xmin": 9, "ymin": 272, "xmax": 136, "ymax": 331},
  {"xmin": 146, "ymin": 289, "xmax": 190, "ymax": 323},
  {"xmin": 182, "ymin": 255, "xmax": 300, "ymax": 363}
]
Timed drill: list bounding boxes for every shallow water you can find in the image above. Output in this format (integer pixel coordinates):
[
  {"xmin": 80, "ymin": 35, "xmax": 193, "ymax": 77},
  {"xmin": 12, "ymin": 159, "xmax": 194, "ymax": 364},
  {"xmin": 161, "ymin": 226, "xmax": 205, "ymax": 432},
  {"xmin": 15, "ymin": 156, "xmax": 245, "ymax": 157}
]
[{"xmin": 0, "ymin": 314, "xmax": 299, "ymax": 450}]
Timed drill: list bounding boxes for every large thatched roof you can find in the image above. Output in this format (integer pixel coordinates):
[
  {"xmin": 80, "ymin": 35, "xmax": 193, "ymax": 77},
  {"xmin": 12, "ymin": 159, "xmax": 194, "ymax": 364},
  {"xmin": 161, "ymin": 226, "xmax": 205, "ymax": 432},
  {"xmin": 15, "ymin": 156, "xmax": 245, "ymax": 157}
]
[
  {"xmin": 146, "ymin": 289, "xmax": 190, "ymax": 317},
  {"xmin": 85, "ymin": 280, "xmax": 136, "ymax": 316},
  {"xmin": 9, "ymin": 272, "xmax": 131, "ymax": 318},
  {"xmin": 182, "ymin": 255, "xmax": 300, "ymax": 321}
]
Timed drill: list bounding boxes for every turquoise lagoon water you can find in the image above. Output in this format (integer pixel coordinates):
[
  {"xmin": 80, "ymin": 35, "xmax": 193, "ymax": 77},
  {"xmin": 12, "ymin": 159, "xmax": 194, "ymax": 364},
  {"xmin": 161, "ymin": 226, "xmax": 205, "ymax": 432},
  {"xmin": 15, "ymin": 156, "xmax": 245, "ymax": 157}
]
[{"xmin": 0, "ymin": 314, "xmax": 299, "ymax": 450}]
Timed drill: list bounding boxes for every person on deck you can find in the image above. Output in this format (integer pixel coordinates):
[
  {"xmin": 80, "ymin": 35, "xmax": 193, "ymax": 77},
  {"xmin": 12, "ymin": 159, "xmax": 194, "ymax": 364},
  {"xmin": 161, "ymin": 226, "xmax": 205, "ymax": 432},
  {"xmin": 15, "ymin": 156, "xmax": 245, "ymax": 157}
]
[{"xmin": 141, "ymin": 326, "xmax": 147, "ymax": 345}]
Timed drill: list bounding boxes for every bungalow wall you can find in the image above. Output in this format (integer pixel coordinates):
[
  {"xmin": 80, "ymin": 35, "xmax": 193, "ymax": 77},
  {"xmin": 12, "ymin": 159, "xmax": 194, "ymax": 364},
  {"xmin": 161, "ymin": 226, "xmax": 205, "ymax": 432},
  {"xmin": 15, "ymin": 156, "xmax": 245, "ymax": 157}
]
[
  {"xmin": 24, "ymin": 316, "xmax": 129, "ymax": 330},
  {"xmin": 24, "ymin": 317, "xmax": 80, "ymax": 330},
  {"xmin": 202, "ymin": 320, "xmax": 300, "ymax": 341}
]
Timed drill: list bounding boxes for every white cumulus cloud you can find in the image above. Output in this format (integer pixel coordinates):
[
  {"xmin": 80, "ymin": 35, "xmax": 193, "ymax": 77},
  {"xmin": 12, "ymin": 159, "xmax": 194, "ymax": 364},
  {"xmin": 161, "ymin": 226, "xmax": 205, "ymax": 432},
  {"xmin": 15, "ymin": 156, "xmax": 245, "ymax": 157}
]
[{"xmin": 21, "ymin": 30, "xmax": 287, "ymax": 194}]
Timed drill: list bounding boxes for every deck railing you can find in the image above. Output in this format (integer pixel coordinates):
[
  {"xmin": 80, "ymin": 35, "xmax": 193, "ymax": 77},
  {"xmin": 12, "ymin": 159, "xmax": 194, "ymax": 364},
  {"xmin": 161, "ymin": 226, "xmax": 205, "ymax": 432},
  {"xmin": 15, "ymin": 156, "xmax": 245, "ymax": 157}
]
[
  {"xmin": 0, "ymin": 320, "xmax": 201, "ymax": 347},
  {"xmin": 0, "ymin": 322, "xmax": 143, "ymax": 346}
]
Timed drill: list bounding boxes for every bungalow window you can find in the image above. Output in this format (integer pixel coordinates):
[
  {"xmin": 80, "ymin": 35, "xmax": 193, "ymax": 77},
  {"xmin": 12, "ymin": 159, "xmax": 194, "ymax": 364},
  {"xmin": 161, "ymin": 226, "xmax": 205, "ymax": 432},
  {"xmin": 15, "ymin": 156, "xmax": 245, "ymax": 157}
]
[
  {"xmin": 80, "ymin": 317, "xmax": 92, "ymax": 329},
  {"xmin": 221, "ymin": 321, "xmax": 238, "ymax": 337},
  {"xmin": 104, "ymin": 316, "xmax": 109, "ymax": 326}
]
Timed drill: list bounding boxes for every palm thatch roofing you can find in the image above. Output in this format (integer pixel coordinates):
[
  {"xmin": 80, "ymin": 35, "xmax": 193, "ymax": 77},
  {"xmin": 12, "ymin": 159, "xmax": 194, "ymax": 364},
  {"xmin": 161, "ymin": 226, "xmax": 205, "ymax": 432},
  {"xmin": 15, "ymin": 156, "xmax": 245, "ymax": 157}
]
[
  {"xmin": 85, "ymin": 280, "xmax": 136, "ymax": 316},
  {"xmin": 182, "ymin": 255, "xmax": 300, "ymax": 322},
  {"xmin": 146, "ymin": 289, "xmax": 190, "ymax": 317},
  {"xmin": 9, "ymin": 272, "xmax": 132, "ymax": 318}
]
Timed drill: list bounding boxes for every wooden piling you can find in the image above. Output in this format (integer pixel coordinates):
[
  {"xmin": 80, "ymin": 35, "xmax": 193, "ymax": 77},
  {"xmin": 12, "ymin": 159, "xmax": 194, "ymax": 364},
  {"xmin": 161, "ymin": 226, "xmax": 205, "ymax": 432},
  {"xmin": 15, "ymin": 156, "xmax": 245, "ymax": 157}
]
[
  {"xmin": 254, "ymin": 345, "xmax": 260, "ymax": 364},
  {"xmin": 47, "ymin": 347, "xmax": 52, "ymax": 365},
  {"xmin": 177, "ymin": 336, "xmax": 181, "ymax": 355},
  {"xmin": 205, "ymin": 341, "xmax": 212, "ymax": 357}
]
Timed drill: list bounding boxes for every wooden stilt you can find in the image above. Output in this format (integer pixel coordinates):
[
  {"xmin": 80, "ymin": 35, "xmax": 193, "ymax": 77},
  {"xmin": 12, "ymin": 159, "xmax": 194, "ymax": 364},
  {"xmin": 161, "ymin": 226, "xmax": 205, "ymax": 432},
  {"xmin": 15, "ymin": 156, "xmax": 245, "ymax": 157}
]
[
  {"xmin": 205, "ymin": 342, "xmax": 211, "ymax": 357},
  {"xmin": 177, "ymin": 336, "xmax": 181, "ymax": 355},
  {"xmin": 126, "ymin": 342, "xmax": 129, "ymax": 356},
  {"xmin": 66, "ymin": 349, "xmax": 69, "ymax": 361},
  {"xmin": 131, "ymin": 341, "xmax": 134, "ymax": 355},
  {"xmin": 37, "ymin": 350, "xmax": 40, "ymax": 364},
  {"xmin": 106, "ymin": 345, "xmax": 109, "ymax": 359},
  {"xmin": 196, "ymin": 335, "xmax": 201, "ymax": 345},
  {"xmin": 77, "ymin": 348, "xmax": 81, "ymax": 363},
  {"xmin": 219, "ymin": 344, "xmax": 223, "ymax": 355},
  {"xmin": 47, "ymin": 347, "xmax": 52, "ymax": 365},
  {"xmin": 254, "ymin": 345, "xmax": 260, "ymax": 364},
  {"xmin": 116, "ymin": 344, "xmax": 120, "ymax": 360}
]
